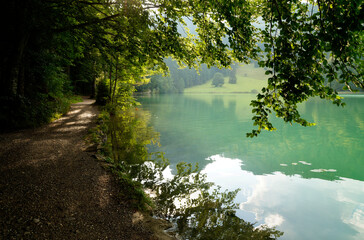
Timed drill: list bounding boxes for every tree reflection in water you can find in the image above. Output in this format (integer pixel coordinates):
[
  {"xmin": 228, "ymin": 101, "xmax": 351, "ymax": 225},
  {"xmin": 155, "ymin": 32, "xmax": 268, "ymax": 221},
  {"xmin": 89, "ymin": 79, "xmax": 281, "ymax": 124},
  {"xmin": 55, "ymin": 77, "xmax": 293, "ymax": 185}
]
[{"xmin": 101, "ymin": 106, "xmax": 283, "ymax": 239}]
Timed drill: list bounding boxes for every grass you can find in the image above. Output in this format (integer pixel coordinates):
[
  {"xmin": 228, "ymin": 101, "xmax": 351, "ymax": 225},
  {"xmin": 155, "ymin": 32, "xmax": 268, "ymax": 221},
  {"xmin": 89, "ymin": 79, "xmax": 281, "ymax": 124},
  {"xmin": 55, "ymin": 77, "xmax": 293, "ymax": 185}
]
[
  {"xmin": 184, "ymin": 76, "xmax": 267, "ymax": 93},
  {"xmin": 185, "ymin": 64, "xmax": 268, "ymax": 94}
]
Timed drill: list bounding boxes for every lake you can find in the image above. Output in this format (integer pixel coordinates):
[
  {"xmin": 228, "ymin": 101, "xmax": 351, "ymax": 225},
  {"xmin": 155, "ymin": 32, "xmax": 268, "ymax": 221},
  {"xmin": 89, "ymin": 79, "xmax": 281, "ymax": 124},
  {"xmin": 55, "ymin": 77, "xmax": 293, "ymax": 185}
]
[{"xmin": 138, "ymin": 94, "xmax": 364, "ymax": 240}]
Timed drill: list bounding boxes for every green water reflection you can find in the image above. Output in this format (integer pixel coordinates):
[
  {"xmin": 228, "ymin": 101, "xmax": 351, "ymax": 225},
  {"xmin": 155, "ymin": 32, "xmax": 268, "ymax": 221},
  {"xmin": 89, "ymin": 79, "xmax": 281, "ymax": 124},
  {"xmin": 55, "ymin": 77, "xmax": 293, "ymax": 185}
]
[{"xmin": 138, "ymin": 94, "xmax": 364, "ymax": 240}]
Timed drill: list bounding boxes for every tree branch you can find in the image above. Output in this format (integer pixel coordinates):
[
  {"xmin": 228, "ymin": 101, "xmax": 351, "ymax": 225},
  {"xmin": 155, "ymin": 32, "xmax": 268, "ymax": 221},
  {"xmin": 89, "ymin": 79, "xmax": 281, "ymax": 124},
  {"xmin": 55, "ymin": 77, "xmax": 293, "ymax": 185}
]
[
  {"xmin": 142, "ymin": 4, "xmax": 163, "ymax": 10},
  {"xmin": 54, "ymin": 13, "xmax": 121, "ymax": 33},
  {"xmin": 272, "ymin": 0, "xmax": 283, "ymax": 25},
  {"xmin": 78, "ymin": 1, "xmax": 118, "ymax": 6}
]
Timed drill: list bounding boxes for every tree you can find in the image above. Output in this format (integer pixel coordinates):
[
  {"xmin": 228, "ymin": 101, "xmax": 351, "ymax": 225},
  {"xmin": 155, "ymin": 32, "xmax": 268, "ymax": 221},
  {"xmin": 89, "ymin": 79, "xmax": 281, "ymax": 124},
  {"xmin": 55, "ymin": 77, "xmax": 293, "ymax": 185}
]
[
  {"xmin": 246, "ymin": 1, "xmax": 363, "ymax": 137},
  {"xmin": 229, "ymin": 64, "xmax": 237, "ymax": 84},
  {"xmin": 1, "ymin": 0, "xmax": 362, "ymax": 135},
  {"xmin": 212, "ymin": 73, "xmax": 225, "ymax": 87},
  {"xmin": 174, "ymin": 77, "xmax": 185, "ymax": 93},
  {"xmin": 151, "ymin": 0, "xmax": 362, "ymax": 136}
]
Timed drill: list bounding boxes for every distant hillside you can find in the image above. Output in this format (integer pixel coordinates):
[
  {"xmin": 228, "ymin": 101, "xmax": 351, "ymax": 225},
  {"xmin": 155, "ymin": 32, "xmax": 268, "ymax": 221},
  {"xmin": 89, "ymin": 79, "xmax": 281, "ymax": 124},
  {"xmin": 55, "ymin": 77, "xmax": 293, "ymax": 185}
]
[{"xmin": 185, "ymin": 64, "xmax": 268, "ymax": 93}]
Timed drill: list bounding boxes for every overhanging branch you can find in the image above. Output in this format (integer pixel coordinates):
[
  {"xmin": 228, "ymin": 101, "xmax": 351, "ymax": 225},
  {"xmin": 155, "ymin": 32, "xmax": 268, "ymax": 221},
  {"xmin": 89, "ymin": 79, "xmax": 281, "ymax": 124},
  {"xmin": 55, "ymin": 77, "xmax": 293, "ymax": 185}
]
[{"xmin": 54, "ymin": 13, "xmax": 121, "ymax": 33}]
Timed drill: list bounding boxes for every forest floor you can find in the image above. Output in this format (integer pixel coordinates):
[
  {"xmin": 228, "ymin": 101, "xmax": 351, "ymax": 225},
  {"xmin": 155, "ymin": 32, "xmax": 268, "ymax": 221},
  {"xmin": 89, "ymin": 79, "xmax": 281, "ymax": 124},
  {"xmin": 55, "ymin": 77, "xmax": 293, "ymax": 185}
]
[{"xmin": 0, "ymin": 97, "xmax": 174, "ymax": 240}]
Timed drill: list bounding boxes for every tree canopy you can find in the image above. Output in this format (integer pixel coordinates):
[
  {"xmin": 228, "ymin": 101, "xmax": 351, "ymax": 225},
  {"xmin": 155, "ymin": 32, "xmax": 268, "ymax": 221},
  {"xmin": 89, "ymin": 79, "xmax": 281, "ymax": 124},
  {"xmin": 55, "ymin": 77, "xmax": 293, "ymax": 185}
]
[{"xmin": 1, "ymin": 0, "xmax": 362, "ymax": 135}]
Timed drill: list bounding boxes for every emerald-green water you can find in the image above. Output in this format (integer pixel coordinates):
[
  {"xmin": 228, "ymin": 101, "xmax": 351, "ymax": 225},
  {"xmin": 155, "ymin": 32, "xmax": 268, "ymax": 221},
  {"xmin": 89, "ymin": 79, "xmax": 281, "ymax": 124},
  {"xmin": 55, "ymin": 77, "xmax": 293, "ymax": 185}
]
[{"xmin": 138, "ymin": 94, "xmax": 364, "ymax": 240}]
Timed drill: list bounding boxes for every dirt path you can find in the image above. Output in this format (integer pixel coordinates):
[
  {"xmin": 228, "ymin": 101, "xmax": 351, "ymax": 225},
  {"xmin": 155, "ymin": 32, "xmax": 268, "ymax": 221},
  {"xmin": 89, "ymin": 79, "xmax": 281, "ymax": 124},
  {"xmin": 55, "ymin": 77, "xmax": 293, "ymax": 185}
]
[{"xmin": 0, "ymin": 98, "xmax": 170, "ymax": 240}]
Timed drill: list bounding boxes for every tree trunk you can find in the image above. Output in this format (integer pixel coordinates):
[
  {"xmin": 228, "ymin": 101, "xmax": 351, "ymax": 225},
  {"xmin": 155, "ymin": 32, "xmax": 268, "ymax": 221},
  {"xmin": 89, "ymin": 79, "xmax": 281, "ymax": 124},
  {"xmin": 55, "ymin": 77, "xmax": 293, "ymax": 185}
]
[
  {"xmin": 17, "ymin": 59, "xmax": 25, "ymax": 96},
  {"xmin": 1, "ymin": 1, "xmax": 30, "ymax": 98},
  {"xmin": 112, "ymin": 63, "xmax": 118, "ymax": 103},
  {"xmin": 3, "ymin": 32, "xmax": 30, "ymax": 97},
  {"xmin": 109, "ymin": 64, "xmax": 113, "ymax": 100},
  {"xmin": 90, "ymin": 61, "xmax": 96, "ymax": 98}
]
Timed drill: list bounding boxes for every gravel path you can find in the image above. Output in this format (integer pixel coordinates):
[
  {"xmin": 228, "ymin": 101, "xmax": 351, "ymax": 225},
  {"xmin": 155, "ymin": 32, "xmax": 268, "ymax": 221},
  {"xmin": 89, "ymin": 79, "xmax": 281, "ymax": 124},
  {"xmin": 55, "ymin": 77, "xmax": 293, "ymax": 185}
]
[{"xmin": 0, "ymin": 98, "xmax": 171, "ymax": 240}]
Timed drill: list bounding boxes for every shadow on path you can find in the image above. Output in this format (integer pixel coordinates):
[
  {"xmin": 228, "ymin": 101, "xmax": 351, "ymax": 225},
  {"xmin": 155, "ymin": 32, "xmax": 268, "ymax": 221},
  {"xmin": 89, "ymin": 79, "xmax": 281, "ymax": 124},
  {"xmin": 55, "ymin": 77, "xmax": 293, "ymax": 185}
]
[{"xmin": 0, "ymin": 98, "xmax": 159, "ymax": 240}]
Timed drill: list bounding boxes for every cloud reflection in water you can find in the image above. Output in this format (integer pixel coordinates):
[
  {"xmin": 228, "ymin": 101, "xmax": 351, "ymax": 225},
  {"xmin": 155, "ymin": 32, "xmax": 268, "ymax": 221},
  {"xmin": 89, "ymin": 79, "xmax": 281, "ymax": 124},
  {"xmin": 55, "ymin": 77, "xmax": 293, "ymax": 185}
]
[{"xmin": 201, "ymin": 154, "xmax": 364, "ymax": 240}]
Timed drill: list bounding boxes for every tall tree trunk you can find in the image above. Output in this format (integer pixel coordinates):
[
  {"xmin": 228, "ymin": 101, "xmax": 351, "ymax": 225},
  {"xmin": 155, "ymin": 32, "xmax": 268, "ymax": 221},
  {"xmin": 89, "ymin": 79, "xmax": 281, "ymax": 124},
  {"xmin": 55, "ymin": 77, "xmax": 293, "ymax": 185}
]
[
  {"xmin": 1, "ymin": 1, "xmax": 30, "ymax": 98},
  {"xmin": 6, "ymin": 32, "xmax": 30, "ymax": 97},
  {"xmin": 112, "ymin": 63, "xmax": 118, "ymax": 103},
  {"xmin": 17, "ymin": 59, "xmax": 25, "ymax": 96},
  {"xmin": 90, "ymin": 61, "xmax": 96, "ymax": 98},
  {"xmin": 109, "ymin": 64, "xmax": 113, "ymax": 100},
  {"xmin": 91, "ymin": 75, "xmax": 96, "ymax": 99}
]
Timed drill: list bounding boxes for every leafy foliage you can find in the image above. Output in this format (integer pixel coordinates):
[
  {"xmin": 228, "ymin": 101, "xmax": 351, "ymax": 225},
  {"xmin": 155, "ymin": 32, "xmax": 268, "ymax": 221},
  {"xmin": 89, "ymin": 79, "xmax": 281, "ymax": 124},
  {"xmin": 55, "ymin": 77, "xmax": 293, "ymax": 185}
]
[
  {"xmin": 246, "ymin": 0, "xmax": 363, "ymax": 137},
  {"xmin": 2, "ymin": 0, "xmax": 362, "ymax": 133}
]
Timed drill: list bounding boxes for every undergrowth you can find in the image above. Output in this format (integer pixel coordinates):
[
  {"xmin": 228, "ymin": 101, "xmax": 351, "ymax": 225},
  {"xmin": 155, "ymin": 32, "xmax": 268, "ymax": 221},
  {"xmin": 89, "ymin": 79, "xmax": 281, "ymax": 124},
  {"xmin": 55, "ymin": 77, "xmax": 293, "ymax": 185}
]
[{"xmin": 0, "ymin": 94, "xmax": 83, "ymax": 132}]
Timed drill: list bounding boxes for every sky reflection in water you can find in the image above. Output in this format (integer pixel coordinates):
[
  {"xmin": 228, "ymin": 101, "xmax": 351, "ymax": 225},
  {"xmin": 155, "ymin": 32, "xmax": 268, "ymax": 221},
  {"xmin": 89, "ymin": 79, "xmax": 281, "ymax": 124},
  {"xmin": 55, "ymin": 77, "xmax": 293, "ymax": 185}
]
[
  {"xmin": 202, "ymin": 154, "xmax": 364, "ymax": 240},
  {"xmin": 140, "ymin": 94, "xmax": 364, "ymax": 240}
]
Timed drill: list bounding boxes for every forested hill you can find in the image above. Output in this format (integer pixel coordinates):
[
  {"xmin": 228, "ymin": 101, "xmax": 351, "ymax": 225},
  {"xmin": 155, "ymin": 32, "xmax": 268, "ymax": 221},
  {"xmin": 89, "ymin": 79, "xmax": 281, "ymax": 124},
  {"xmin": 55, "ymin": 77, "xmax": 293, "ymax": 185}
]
[{"xmin": 136, "ymin": 59, "xmax": 363, "ymax": 95}]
